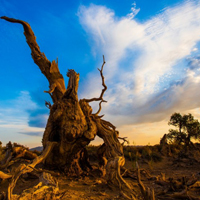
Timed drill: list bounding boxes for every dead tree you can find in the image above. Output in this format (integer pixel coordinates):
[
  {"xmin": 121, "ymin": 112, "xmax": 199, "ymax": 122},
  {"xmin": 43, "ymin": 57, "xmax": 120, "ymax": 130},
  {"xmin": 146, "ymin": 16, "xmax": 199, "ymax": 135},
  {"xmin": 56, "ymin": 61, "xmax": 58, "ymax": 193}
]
[{"xmin": 1, "ymin": 16, "xmax": 136, "ymax": 199}]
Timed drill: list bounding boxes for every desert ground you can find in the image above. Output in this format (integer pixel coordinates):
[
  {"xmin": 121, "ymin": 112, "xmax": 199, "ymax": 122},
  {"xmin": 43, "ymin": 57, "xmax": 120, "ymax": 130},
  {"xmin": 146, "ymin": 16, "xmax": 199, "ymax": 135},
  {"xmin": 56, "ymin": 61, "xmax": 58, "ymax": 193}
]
[{"xmin": 1, "ymin": 142, "xmax": 200, "ymax": 200}]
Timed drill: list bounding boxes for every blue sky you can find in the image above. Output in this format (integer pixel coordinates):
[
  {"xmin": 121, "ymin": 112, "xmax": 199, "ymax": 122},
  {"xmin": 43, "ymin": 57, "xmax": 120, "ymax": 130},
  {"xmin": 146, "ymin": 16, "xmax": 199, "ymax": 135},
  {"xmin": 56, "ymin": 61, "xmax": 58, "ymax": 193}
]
[{"xmin": 1, "ymin": 0, "xmax": 200, "ymax": 147}]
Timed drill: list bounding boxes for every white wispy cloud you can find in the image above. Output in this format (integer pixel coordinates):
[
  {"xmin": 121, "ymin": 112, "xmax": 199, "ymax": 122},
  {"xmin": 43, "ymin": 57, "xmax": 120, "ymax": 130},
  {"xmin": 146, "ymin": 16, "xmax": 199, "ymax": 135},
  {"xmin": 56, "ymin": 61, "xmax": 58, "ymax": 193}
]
[
  {"xmin": 0, "ymin": 91, "xmax": 45, "ymax": 146},
  {"xmin": 127, "ymin": 2, "xmax": 140, "ymax": 19},
  {"xmin": 0, "ymin": 91, "xmax": 37, "ymax": 125},
  {"xmin": 78, "ymin": 0, "xmax": 200, "ymax": 129}
]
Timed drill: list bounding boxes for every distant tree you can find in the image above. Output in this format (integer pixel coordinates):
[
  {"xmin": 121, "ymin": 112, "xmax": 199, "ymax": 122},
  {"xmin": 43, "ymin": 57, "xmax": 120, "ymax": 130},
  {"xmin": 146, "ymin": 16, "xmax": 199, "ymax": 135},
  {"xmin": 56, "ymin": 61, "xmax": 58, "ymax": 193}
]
[
  {"xmin": 166, "ymin": 113, "xmax": 200, "ymax": 147},
  {"xmin": 183, "ymin": 114, "xmax": 200, "ymax": 146},
  {"xmin": 168, "ymin": 113, "xmax": 185, "ymax": 134},
  {"xmin": 166, "ymin": 129, "xmax": 186, "ymax": 145}
]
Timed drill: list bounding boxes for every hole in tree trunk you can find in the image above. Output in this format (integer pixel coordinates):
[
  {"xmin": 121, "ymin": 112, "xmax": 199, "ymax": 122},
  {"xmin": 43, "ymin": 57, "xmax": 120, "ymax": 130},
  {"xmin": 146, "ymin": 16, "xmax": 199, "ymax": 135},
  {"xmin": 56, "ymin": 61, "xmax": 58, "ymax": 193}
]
[{"xmin": 49, "ymin": 131, "xmax": 61, "ymax": 143}]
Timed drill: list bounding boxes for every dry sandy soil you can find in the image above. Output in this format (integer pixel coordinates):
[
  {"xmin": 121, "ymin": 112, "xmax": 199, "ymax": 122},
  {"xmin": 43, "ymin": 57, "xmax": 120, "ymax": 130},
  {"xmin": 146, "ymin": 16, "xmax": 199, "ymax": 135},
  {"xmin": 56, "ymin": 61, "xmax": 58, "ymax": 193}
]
[{"xmin": 1, "ymin": 153, "xmax": 200, "ymax": 200}]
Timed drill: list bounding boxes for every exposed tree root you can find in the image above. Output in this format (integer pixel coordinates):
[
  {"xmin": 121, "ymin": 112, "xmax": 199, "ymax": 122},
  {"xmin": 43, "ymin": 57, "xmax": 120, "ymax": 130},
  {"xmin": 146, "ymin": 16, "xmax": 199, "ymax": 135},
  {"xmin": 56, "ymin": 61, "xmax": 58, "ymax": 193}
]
[
  {"xmin": 11, "ymin": 172, "xmax": 60, "ymax": 200},
  {"xmin": 0, "ymin": 171, "xmax": 12, "ymax": 180},
  {"xmin": 7, "ymin": 141, "xmax": 57, "ymax": 200},
  {"xmin": 0, "ymin": 142, "xmax": 13, "ymax": 170},
  {"xmin": 154, "ymin": 172, "xmax": 200, "ymax": 200},
  {"xmin": 106, "ymin": 156, "xmax": 137, "ymax": 200},
  {"xmin": 136, "ymin": 164, "xmax": 155, "ymax": 200},
  {"xmin": 93, "ymin": 117, "xmax": 137, "ymax": 199},
  {"xmin": 0, "ymin": 142, "xmax": 38, "ymax": 172}
]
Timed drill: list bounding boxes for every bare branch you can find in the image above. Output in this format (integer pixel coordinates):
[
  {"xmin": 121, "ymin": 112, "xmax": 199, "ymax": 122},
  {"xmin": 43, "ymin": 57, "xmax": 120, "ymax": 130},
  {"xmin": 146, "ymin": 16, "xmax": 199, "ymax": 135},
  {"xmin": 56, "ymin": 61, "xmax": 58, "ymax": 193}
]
[
  {"xmin": 1, "ymin": 16, "xmax": 66, "ymax": 103},
  {"xmin": 45, "ymin": 101, "xmax": 52, "ymax": 109},
  {"xmin": 1, "ymin": 16, "xmax": 51, "ymax": 73},
  {"xmin": 101, "ymin": 119, "xmax": 116, "ymax": 131},
  {"xmin": 85, "ymin": 55, "xmax": 107, "ymax": 103},
  {"xmin": 118, "ymin": 137, "xmax": 129, "ymax": 145},
  {"xmin": 94, "ymin": 100, "xmax": 107, "ymax": 115}
]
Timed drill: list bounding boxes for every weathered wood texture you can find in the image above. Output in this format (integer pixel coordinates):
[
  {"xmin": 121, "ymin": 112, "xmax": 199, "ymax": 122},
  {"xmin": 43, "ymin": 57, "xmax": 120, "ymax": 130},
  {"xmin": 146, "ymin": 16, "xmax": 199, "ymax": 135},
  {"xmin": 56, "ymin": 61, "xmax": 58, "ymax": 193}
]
[{"xmin": 1, "ymin": 16, "xmax": 136, "ymax": 199}]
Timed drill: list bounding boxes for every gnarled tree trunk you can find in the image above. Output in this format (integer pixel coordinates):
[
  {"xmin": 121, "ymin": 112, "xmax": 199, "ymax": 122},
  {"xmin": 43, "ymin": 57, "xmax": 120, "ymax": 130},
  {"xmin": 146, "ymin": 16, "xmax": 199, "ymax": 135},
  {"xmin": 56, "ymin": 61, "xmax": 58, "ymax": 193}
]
[
  {"xmin": 43, "ymin": 70, "xmax": 97, "ymax": 175},
  {"xmin": 1, "ymin": 16, "xmax": 136, "ymax": 199}
]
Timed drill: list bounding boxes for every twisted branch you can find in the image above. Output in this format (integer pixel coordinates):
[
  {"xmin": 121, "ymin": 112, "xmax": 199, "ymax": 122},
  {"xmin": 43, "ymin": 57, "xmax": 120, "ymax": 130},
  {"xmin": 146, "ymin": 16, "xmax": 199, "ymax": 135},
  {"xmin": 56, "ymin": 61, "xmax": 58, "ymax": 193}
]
[
  {"xmin": 85, "ymin": 55, "xmax": 107, "ymax": 104},
  {"xmin": 1, "ymin": 16, "xmax": 66, "ymax": 103},
  {"xmin": 118, "ymin": 137, "xmax": 129, "ymax": 145},
  {"xmin": 1, "ymin": 16, "xmax": 51, "ymax": 72},
  {"xmin": 94, "ymin": 100, "xmax": 107, "ymax": 115},
  {"xmin": 45, "ymin": 101, "xmax": 52, "ymax": 109}
]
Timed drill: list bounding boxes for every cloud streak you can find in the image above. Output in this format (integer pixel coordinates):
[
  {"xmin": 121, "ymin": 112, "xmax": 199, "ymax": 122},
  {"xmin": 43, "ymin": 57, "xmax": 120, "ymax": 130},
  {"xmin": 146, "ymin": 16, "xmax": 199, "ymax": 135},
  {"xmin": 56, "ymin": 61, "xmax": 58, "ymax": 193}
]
[
  {"xmin": 0, "ymin": 91, "xmax": 45, "ymax": 145},
  {"xmin": 18, "ymin": 131, "xmax": 43, "ymax": 136}
]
